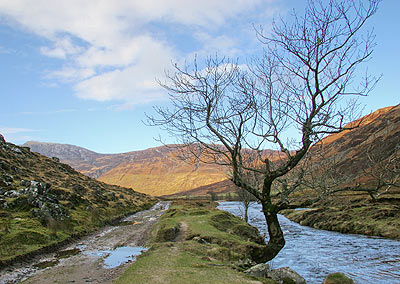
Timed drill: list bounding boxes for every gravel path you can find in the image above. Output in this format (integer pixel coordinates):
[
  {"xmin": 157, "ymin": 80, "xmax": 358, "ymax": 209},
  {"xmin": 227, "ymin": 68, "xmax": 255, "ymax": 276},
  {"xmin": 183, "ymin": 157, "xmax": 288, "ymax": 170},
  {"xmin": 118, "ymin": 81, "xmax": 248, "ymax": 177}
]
[{"xmin": 0, "ymin": 201, "xmax": 170, "ymax": 284}]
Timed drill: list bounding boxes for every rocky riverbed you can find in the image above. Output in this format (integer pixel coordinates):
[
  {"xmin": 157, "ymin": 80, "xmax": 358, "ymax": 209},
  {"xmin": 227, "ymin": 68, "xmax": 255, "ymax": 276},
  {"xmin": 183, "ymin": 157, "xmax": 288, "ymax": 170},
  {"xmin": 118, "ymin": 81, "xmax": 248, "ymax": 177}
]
[{"xmin": 0, "ymin": 201, "xmax": 169, "ymax": 284}]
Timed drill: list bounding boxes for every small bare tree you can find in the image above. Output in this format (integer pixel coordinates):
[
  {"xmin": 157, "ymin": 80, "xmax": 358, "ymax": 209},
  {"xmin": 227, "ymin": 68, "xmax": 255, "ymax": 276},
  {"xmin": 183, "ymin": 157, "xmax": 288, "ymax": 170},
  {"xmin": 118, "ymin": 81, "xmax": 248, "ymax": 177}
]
[
  {"xmin": 298, "ymin": 117, "xmax": 400, "ymax": 202},
  {"xmin": 149, "ymin": 0, "xmax": 380, "ymax": 262},
  {"xmin": 236, "ymin": 186, "xmax": 256, "ymax": 223},
  {"xmin": 362, "ymin": 140, "xmax": 400, "ymax": 200}
]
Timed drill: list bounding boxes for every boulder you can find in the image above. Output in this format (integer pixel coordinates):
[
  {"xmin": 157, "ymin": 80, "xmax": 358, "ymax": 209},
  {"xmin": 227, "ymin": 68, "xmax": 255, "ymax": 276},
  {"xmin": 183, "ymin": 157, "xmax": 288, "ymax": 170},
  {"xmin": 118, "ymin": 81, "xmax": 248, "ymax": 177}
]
[
  {"xmin": 0, "ymin": 174, "xmax": 13, "ymax": 187},
  {"xmin": 268, "ymin": 267, "xmax": 306, "ymax": 284},
  {"xmin": 244, "ymin": 263, "xmax": 270, "ymax": 278},
  {"xmin": 323, "ymin": 273, "xmax": 354, "ymax": 284}
]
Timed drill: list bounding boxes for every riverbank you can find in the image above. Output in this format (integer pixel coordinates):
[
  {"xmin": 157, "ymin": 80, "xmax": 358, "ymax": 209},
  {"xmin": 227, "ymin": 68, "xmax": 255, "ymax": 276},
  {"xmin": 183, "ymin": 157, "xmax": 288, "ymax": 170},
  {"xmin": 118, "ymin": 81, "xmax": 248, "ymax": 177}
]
[
  {"xmin": 219, "ymin": 201, "xmax": 400, "ymax": 284},
  {"xmin": 115, "ymin": 200, "xmax": 279, "ymax": 284},
  {"xmin": 281, "ymin": 196, "xmax": 400, "ymax": 239}
]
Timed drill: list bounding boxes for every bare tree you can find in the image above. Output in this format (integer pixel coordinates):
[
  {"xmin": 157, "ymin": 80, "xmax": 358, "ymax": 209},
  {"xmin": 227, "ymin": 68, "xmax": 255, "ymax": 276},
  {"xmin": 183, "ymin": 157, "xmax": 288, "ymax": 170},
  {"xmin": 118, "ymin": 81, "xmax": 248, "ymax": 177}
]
[
  {"xmin": 236, "ymin": 186, "xmax": 257, "ymax": 223},
  {"xmin": 149, "ymin": 0, "xmax": 380, "ymax": 262},
  {"xmin": 362, "ymin": 138, "xmax": 400, "ymax": 200},
  {"xmin": 299, "ymin": 116, "xmax": 400, "ymax": 202}
]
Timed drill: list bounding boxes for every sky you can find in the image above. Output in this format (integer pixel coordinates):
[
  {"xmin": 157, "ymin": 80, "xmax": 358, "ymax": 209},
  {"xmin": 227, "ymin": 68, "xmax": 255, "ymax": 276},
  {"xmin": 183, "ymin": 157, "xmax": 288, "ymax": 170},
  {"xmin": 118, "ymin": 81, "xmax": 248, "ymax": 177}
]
[{"xmin": 0, "ymin": 0, "xmax": 398, "ymax": 154}]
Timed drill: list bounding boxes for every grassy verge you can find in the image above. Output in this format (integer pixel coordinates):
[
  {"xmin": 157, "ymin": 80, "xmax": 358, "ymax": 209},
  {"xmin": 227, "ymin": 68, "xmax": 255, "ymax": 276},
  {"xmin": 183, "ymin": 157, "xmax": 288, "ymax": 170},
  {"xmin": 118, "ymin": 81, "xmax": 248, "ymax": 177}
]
[
  {"xmin": 115, "ymin": 200, "xmax": 277, "ymax": 284},
  {"xmin": 0, "ymin": 200, "xmax": 156, "ymax": 266},
  {"xmin": 281, "ymin": 196, "xmax": 400, "ymax": 239}
]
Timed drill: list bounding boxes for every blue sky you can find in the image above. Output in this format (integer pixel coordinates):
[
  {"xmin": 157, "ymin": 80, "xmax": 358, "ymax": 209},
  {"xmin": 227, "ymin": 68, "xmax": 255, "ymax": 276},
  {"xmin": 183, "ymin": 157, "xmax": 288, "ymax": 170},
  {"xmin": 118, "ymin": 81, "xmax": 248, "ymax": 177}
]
[{"xmin": 0, "ymin": 0, "xmax": 398, "ymax": 153}]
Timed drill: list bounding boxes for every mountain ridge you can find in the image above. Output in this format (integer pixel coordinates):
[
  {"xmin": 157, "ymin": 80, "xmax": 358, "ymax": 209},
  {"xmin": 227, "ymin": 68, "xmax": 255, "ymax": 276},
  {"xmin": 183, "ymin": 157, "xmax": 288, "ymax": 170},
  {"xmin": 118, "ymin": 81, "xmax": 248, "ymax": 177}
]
[{"xmin": 23, "ymin": 104, "xmax": 400, "ymax": 197}]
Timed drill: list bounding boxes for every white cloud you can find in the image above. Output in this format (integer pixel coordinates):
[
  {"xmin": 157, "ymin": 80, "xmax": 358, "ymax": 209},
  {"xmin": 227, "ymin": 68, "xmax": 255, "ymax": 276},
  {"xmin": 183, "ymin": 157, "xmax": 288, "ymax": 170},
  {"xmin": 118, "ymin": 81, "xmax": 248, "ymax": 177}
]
[
  {"xmin": 40, "ymin": 36, "xmax": 83, "ymax": 59},
  {"xmin": 0, "ymin": 0, "xmax": 279, "ymax": 104},
  {"xmin": 0, "ymin": 127, "xmax": 35, "ymax": 135}
]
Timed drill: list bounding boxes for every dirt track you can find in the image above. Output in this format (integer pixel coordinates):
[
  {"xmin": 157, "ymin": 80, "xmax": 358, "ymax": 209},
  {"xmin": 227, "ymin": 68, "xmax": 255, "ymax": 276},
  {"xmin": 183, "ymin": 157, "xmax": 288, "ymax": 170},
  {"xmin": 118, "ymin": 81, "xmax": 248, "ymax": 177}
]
[{"xmin": 0, "ymin": 202, "xmax": 169, "ymax": 284}]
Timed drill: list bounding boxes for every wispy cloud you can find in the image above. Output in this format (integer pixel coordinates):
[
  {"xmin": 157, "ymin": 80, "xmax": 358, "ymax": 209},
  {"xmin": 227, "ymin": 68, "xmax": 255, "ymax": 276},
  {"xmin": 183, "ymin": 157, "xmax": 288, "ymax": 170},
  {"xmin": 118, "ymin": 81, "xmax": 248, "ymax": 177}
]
[
  {"xmin": 0, "ymin": 127, "xmax": 40, "ymax": 143},
  {"xmin": 19, "ymin": 109, "xmax": 77, "ymax": 115},
  {"xmin": 0, "ymin": 127, "xmax": 35, "ymax": 135},
  {"xmin": 0, "ymin": 0, "xmax": 280, "ymax": 104}
]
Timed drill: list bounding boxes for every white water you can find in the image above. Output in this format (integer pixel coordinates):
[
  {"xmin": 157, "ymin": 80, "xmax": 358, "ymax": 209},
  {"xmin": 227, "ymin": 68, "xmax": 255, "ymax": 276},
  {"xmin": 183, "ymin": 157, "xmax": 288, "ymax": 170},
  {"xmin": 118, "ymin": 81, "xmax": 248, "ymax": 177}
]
[{"xmin": 218, "ymin": 201, "xmax": 400, "ymax": 284}]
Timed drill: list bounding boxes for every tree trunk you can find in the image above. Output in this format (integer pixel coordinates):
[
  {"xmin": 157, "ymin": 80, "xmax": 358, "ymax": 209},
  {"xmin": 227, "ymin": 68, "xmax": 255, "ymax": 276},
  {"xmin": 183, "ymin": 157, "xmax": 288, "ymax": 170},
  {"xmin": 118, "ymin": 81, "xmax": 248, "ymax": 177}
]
[
  {"xmin": 244, "ymin": 201, "xmax": 249, "ymax": 223},
  {"xmin": 260, "ymin": 202, "xmax": 285, "ymax": 262}
]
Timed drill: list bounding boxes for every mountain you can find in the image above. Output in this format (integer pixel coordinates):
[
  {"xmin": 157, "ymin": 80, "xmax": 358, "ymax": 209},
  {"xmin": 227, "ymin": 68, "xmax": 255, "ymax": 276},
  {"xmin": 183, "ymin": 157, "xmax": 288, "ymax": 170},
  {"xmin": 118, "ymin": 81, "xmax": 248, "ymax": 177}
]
[
  {"xmin": 163, "ymin": 179, "xmax": 239, "ymax": 199},
  {"xmin": 0, "ymin": 135, "xmax": 154, "ymax": 265},
  {"xmin": 312, "ymin": 104, "xmax": 400, "ymax": 181},
  {"xmin": 163, "ymin": 104, "xmax": 400, "ymax": 198},
  {"xmin": 23, "ymin": 104, "xmax": 400, "ymax": 198},
  {"xmin": 24, "ymin": 143, "xmax": 228, "ymax": 196}
]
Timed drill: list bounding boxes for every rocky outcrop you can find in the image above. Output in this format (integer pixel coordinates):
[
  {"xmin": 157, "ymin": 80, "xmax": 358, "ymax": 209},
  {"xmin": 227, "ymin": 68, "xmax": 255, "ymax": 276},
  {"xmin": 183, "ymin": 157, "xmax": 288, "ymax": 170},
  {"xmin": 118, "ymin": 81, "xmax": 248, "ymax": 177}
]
[
  {"xmin": 0, "ymin": 180, "xmax": 70, "ymax": 223},
  {"xmin": 323, "ymin": 272, "xmax": 355, "ymax": 284}
]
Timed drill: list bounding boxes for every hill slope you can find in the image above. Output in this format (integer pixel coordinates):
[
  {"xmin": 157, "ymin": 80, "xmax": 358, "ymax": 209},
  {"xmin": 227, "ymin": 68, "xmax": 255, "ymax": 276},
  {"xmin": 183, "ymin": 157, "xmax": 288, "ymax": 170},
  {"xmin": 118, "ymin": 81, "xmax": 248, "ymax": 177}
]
[
  {"xmin": 24, "ymin": 143, "xmax": 228, "ymax": 196},
  {"xmin": 24, "ymin": 104, "xmax": 400, "ymax": 198},
  {"xmin": 167, "ymin": 104, "xmax": 400, "ymax": 198},
  {"xmin": 0, "ymin": 135, "xmax": 154, "ymax": 265},
  {"xmin": 310, "ymin": 104, "xmax": 400, "ymax": 186}
]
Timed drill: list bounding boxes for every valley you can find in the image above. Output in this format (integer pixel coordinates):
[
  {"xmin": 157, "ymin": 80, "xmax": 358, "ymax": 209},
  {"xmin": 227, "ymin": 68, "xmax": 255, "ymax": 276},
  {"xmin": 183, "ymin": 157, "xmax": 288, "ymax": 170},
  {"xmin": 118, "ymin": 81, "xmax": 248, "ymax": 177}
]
[{"xmin": 1, "ymin": 104, "xmax": 399, "ymax": 284}]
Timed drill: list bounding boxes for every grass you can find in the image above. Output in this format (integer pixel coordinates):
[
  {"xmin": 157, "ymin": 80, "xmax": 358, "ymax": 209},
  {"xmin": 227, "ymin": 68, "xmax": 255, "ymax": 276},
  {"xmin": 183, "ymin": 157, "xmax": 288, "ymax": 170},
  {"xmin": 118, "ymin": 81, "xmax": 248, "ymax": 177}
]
[
  {"xmin": 0, "ymin": 140, "xmax": 157, "ymax": 266},
  {"xmin": 0, "ymin": 201, "xmax": 155, "ymax": 265},
  {"xmin": 115, "ymin": 201, "xmax": 278, "ymax": 284},
  {"xmin": 281, "ymin": 196, "xmax": 400, "ymax": 239}
]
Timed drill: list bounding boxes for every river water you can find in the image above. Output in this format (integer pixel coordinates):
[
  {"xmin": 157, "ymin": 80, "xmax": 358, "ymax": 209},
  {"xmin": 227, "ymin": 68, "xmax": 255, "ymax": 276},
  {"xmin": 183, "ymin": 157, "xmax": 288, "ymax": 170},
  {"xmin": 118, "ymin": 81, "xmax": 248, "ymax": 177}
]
[{"xmin": 217, "ymin": 201, "xmax": 400, "ymax": 284}]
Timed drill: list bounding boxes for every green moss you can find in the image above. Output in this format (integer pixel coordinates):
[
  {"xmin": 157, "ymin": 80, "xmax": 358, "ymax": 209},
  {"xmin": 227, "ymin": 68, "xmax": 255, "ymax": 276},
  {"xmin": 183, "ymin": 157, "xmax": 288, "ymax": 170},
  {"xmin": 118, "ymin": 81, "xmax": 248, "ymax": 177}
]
[
  {"xmin": 324, "ymin": 272, "xmax": 355, "ymax": 284},
  {"xmin": 116, "ymin": 241, "xmax": 275, "ymax": 284},
  {"xmin": 117, "ymin": 202, "xmax": 276, "ymax": 284},
  {"xmin": 210, "ymin": 211, "xmax": 241, "ymax": 232},
  {"xmin": 283, "ymin": 199, "xmax": 400, "ymax": 239}
]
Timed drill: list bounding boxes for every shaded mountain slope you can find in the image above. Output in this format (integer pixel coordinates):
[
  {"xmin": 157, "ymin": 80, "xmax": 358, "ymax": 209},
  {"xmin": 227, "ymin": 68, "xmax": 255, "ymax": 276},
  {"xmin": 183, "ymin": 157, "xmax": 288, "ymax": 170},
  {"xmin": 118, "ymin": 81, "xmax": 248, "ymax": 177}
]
[
  {"xmin": 164, "ymin": 104, "xmax": 400, "ymax": 199},
  {"xmin": 0, "ymin": 135, "xmax": 155, "ymax": 266},
  {"xmin": 163, "ymin": 179, "xmax": 239, "ymax": 199},
  {"xmin": 311, "ymin": 104, "xmax": 400, "ymax": 185},
  {"xmin": 24, "ymin": 104, "xmax": 400, "ymax": 198}
]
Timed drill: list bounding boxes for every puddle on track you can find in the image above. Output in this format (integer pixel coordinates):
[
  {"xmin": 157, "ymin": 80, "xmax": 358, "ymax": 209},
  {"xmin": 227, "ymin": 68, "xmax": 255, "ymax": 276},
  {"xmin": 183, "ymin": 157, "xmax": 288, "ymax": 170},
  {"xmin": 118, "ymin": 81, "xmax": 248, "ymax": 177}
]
[
  {"xmin": 84, "ymin": 246, "xmax": 148, "ymax": 268},
  {"xmin": 0, "ymin": 202, "xmax": 170, "ymax": 284},
  {"xmin": 105, "ymin": 246, "xmax": 148, "ymax": 268}
]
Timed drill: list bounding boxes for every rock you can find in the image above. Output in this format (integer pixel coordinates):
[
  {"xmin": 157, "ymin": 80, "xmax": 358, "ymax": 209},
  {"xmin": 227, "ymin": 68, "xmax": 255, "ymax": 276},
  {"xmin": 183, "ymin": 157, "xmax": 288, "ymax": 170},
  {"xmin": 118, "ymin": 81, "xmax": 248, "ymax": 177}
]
[
  {"xmin": 9, "ymin": 145, "xmax": 22, "ymax": 153},
  {"xmin": 4, "ymin": 190, "xmax": 21, "ymax": 198},
  {"xmin": 323, "ymin": 273, "xmax": 355, "ymax": 284},
  {"xmin": 0, "ymin": 134, "xmax": 5, "ymax": 144},
  {"xmin": 244, "ymin": 263, "xmax": 270, "ymax": 278},
  {"xmin": 192, "ymin": 236, "xmax": 208, "ymax": 244},
  {"xmin": 0, "ymin": 174, "xmax": 13, "ymax": 187},
  {"xmin": 232, "ymin": 258, "xmax": 256, "ymax": 270},
  {"xmin": 51, "ymin": 156, "xmax": 60, "ymax": 162},
  {"xmin": 0, "ymin": 198, "xmax": 7, "ymax": 208},
  {"xmin": 20, "ymin": 180, "xmax": 31, "ymax": 187},
  {"xmin": 268, "ymin": 267, "xmax": 306, "ymax": 284}
]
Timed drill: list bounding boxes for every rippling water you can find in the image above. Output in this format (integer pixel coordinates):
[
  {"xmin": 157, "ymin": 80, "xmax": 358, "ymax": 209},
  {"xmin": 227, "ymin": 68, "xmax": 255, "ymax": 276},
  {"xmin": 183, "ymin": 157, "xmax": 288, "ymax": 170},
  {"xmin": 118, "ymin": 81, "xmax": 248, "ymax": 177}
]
[{"xmin": 217, "ymin": 201, "xmax": 400, "ymax": 284}]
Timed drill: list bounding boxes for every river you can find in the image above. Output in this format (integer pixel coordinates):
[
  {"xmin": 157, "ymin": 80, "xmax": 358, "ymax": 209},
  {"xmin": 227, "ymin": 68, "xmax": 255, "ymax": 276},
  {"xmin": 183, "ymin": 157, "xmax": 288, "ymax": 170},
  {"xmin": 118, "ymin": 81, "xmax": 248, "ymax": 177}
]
[{"xmin": 217, "ymin": 201, "xmax": 400, "ymax": 284}]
